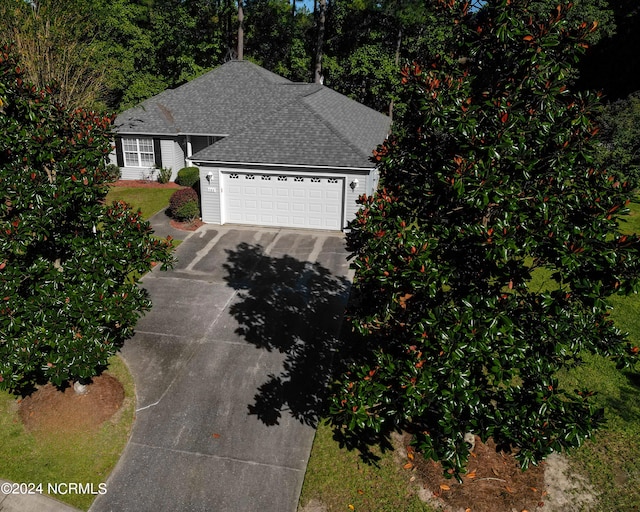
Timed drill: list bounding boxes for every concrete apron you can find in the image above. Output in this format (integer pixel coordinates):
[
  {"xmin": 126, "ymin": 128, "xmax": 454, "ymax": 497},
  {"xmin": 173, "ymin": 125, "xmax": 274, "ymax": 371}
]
[{"xmin": 90, "ymin": 226, "xmax": 353, "ymax": 512}]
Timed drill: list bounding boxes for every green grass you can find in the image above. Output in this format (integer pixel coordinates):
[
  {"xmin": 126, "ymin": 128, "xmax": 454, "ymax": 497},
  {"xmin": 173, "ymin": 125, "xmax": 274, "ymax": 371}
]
[
  {"xmin": 0, "ymin": 356, "xmax": 135, "ymax": 510},
  {"xmin": 617, "ymin": 197, "xmax": 640, "ymax": 235},
  {"xmin": 299, "ymin": 422, "xmax": 433, "ymax": 512},
  {"xmin": 105, "ymin": 187, "xmax": 176, "ymax": 220}
]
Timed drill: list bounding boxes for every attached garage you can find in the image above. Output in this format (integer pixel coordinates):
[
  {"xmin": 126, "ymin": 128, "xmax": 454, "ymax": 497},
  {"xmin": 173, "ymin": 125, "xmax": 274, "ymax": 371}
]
[{"xmin": 221, "ymin": 172, "xmax": 344, "ymax": 230}]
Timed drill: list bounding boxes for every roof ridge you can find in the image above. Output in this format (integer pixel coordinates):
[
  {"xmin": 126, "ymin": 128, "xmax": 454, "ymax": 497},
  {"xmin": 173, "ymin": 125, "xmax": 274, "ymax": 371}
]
[
  {"xmin": 303, "ymin": 87, "xmax": 388, "ymax": 161},
  {"xmin": 299, "ymin": 90, "xmax": 376, "ymax": 164}
]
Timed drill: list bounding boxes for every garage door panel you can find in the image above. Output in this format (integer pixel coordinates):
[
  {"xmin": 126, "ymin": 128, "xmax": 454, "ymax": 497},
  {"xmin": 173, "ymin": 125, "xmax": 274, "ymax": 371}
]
[{"xmin": 223, "ymin": 172, "xmax": 343, "ymax": 230}]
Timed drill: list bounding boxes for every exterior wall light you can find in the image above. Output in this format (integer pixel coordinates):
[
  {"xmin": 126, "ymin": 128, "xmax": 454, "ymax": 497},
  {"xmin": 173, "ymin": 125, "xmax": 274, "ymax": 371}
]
[
  {"xmin": 350, "ymin": 179, "xmax": 359, "ymax": 190},
  {"xmin": 206, "ymin": 171, "xmax": 214, "ymax": 183}
]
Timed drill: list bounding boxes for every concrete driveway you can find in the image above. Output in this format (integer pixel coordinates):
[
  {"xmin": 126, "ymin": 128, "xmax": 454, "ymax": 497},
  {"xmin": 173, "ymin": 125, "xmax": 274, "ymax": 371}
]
[{"xmin": 90, "ymin": 226, "xmax": 353, "ymax": 512}]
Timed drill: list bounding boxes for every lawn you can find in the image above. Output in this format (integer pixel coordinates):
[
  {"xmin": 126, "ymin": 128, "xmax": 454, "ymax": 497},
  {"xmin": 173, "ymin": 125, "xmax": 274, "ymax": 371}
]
[
  {"xmin": 299, "ymin": 423, "xmax": 433, "ymax": 512},
  {"xmin": 105, "ymin": 186, "xmax": 176, "ymax": 220},
  {"xmin": 299, "ymin": 200, "xmax": 640, "ymax": 512},
  {"xmin": 0, "ymin": 356, "xmax": 135, "ymax": 510}
]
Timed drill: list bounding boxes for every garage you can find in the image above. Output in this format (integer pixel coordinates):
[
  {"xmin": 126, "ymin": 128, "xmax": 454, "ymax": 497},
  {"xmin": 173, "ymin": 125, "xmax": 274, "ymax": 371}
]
[{"xmin": 221, "ymin": 171, "xmax": 344, "ymax": 230}]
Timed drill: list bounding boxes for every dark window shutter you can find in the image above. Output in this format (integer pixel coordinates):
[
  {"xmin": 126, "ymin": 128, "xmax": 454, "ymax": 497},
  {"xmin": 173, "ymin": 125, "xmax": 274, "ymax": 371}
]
[
  {"xmin": 115, "ymin": 137, "xmax": 124, "ymax": 167},
  {"xmin": 154, "ymin": 139, "xmax": 162, "ymax": 167}
]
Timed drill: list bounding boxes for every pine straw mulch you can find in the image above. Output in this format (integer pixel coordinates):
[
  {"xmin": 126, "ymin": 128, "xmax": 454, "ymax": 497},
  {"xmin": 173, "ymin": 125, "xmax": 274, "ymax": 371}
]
[
  {"xmin": 110, "ymin": 179, "xmax": 183, "ymax": 189},
  {"xmin": 18, "ymin": 374, "xmax": 125, "ymax": 434},
  {"xmin": 399, "ymin": 433, "xmax": 548, "ymax": 512}
]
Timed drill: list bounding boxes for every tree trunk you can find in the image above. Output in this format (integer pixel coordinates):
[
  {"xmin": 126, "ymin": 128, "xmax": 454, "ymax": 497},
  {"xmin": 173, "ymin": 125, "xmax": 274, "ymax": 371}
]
[
  {"xmin": 389, "ymin": 26, "xmax": 402, "ymax": 120},
  {"xmin": 314, "ymin": 0, "xmax": 326, "ymax": 84},
  {"xmin": 237, "ymin": 0, "xmax": 244, "ymax": 60}
]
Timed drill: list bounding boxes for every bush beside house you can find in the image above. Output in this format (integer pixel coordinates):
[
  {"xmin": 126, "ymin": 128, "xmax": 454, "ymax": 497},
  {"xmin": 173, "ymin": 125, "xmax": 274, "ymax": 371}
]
[
  {"xmin": 168, "ymin": 187, "xmax": 200, "ymax": 221},
  {"xmin": 175, "ymin": 167, "xmax": 200, "ymax": 188}
]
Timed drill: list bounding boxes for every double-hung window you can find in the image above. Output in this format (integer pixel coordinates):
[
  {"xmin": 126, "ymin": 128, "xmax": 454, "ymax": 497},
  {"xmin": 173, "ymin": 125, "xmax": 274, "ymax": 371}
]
[{"xmin": 122, "ymin": 138, "xmax": 155, "ymax": 167}]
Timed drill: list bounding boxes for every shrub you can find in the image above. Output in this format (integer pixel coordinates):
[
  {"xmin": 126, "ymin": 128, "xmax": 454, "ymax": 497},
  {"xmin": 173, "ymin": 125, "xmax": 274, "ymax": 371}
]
[
  {"xmin": 175, "ymin": 166, "xmax": 200, "ymax": 188},
  {"xmin": 157, "ymin": 166, "xmax": 172, "ymax": 184},
  {"xmin": 105, "ymin": 163, "xmax": 121, "ymax": 182},
  {"xmin": 168, "ymin": 187, "xmax": 199, "ymax": 221}
]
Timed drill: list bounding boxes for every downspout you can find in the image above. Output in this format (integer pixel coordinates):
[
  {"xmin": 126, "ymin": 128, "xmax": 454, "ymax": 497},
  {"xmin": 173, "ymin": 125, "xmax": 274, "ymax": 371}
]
[{"xmin": 186, "ymin": 136, "xmax": 193, "ymax": 166}]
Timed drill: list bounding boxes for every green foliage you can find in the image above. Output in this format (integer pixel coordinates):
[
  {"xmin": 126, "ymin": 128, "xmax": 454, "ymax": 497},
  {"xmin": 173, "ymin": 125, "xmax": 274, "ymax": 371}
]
[
  {"xmin": 324, "ymin": 0, "xmax": 452, "ymax": 114},
  {"xmin": 168, "ymin": 187, "xmax": 199, "ymax": 221},
  {"xmin": 156, "ymin": 165, "xmax": 172, "ymax": 184},
  {"xmin": 0, "ymin": 46, "xmax": 174, "ymax": 391},
  {"xmin": 105, "ymin": 163, "xmax": 121, "ymax": 182},
  {"xmin": 594, "ymin": 92, "xmax": 640, "ymax": 189},
  {"xmin": 175, "ymin": 166, "xmax": 200, "ymax": 188},
  {"xmin": 328, "ymin": 0, "xmax": 640, "ymax": 478}
]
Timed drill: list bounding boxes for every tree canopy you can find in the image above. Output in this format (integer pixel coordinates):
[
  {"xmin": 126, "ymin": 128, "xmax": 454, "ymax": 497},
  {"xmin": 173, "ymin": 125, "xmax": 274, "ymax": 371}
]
[
  {"xmin": 328, "ymin": 0, "xmax": 640, "ymax": 477},
  {"xmin": 0, "ymin": 45, "xmax": 174, "ymax": 391}
]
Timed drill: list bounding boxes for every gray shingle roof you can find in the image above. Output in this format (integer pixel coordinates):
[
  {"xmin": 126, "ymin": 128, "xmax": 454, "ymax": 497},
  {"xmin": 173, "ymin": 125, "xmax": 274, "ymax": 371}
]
[{"xmin": 114, "ymin": 60, "xmax": 390, "ymax": 169}]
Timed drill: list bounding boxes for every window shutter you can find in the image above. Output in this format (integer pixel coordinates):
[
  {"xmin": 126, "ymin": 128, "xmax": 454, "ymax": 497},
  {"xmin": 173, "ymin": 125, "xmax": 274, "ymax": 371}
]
[
  {"xmin": 154, "ymin": 139, "xmax": 162, "ymax": 167},
  {"xmin": 115, "ymin": 138, "xmax": 124, "ymax": 167}
]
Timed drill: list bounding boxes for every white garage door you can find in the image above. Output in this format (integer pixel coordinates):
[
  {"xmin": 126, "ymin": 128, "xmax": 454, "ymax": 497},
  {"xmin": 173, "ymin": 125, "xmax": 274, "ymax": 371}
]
[{"xmin": 222, "ymin": 172, "xmax": 344, "ymax": 230}]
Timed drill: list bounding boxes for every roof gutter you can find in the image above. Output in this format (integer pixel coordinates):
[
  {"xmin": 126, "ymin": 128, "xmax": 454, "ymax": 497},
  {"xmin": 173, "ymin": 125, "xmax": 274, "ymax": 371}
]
[{"xmin": 187, "ymin": 158, "xmax": 375, "ymax": 172}]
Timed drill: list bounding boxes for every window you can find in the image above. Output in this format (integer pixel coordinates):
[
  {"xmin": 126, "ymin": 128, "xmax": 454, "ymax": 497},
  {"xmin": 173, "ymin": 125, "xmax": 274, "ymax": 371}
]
[{"xmin": 122, "ymin": 138, "xmax": 155, "ymax": 167}]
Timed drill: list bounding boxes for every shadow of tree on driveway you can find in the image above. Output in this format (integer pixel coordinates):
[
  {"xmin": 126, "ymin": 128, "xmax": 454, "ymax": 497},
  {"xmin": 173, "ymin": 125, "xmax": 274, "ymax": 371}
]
[{"xmin": 223, "ymin": 242, "xmax": 351, "ymax": 427}]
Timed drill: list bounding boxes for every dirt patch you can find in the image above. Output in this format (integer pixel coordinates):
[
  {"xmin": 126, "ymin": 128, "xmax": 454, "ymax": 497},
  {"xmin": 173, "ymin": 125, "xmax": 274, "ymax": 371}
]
[
  {"xmin": 19, "ymin": 373, "xmax": 125, "ymax": 434},
  {"xmin": 110, "ymin": 179, "xmax": 183, "ymax": 189}
]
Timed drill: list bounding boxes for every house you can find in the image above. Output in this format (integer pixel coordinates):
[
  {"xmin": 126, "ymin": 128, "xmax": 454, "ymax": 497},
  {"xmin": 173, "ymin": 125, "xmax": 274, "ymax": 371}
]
[{"xmin": 112, "ymin": 60, "xmax": 391, "ymax": 231}]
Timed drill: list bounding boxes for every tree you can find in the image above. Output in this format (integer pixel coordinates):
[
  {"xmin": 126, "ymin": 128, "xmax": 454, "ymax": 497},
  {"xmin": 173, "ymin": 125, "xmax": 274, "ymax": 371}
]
[
  {"xmin": 328, "ymin": 0, "xmax": 640, "ymax": 477},
  {"xmin": 594, "ymin": 92, "xmax": 640, "ymax": 188},
  {"xmin": 314, "ymin": 0, "xmax": 327, "ymax": 83},
  {"xmin": 243, "ymin": 0, "xmax": 314, "ymax": 81},
  {"xmin": 322, "ymin": 0, "xmax": 454, "ymax": 114},
  {"xmin": 577, "ymin": 0, "xmax": 640, "ymax": 99},
  {"xmin": 0, "ymin": 0, "xmax": 110, "ymax": 110},
  {"xmin": 0, "ymin": 46, "xmax": 174, "ymax": 391}
]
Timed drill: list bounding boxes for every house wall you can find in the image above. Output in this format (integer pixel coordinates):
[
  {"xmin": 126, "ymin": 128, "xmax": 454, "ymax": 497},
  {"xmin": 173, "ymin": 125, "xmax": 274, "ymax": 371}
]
[
  {"xmin": 160, "ymin": 139, "xmax": 185, "ymax": 181},
  {"xmin": 199, "ymin": 167, "xmax": 222, "ymax": 224},
  {"xmin": 114, "ymin": 136, "xmax": 186, "ymax": 181},
  {"xmin": 191, "ymin": 136, "xmax": 212, "ymax": 156},
  {"xmin": 344, "ymin": 170, "xmax": 376, "ymax": 225}
]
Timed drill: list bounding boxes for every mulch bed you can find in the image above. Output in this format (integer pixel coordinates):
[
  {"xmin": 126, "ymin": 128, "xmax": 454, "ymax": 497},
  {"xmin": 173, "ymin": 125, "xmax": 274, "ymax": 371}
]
[
  {"xmin": 402, "ymin": 433, "xmax": 547, "ymax": 512},
  {"xmin": 110, "ymin": 179, "xmax": 183, "ymax": 189},
  {"xmin": 19, "ymin": 374, "xmax": 125, "ymax": 434},
  {"xmin": 169, "ymin": 218, "xmax": 204, "ymax": 231}
]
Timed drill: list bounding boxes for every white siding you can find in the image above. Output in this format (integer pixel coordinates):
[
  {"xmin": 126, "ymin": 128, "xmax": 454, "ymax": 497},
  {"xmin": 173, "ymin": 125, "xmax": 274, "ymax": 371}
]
[
  {"xmin": 120, "ymin": 166, "xmax": 157, "ymax": 180},
  {"xmin": 160, "ymin": 139, "xmax": 185, "ymax": 181},
  {"xmin": 344, "ymin": 171, "xmax": 375, "ymax": 226},
  {"xmin": 200, "ymin": 167, "xmax": 222, "ymax": 224}
]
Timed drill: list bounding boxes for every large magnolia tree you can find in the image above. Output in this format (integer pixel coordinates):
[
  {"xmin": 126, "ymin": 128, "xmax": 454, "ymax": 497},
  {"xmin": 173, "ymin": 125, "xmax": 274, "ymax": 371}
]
[
  {"xmin": 0, "ymin": 46, "xmax": 174, "ymax": 391},
  {"xmin": 329, "ymin": 0, "xmax": 640, "ymax": 476}
]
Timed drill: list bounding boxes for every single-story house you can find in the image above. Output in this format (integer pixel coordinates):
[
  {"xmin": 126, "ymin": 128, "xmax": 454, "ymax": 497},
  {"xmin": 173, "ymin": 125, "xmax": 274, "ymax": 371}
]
[{"xmin": 112, "ymin": 60, "xmax": 390, "ymax": 231}]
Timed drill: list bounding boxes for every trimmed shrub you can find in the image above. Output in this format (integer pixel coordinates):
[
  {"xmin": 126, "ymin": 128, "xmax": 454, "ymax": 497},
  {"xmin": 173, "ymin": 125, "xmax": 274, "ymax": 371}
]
[
  {"xmin": 175, "ymin": 166, "xmax": 200, "ymax": 188},
  {"xmin": 157, "ymin": 166, "xmax": 172, "ymax": 184},
  {"xmin": 105, "ymin": 163, "xmax": 121, "ymax": 182},
  {"xmin": 168, "ymin": 187, "xmax": 200, "ymax": 221}
]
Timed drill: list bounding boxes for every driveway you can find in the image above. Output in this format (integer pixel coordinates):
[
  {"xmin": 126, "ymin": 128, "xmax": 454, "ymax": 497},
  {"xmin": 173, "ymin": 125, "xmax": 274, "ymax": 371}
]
[{"xmin": 90, "ymin": 226, "xmax": 353, "ymax": 512}]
